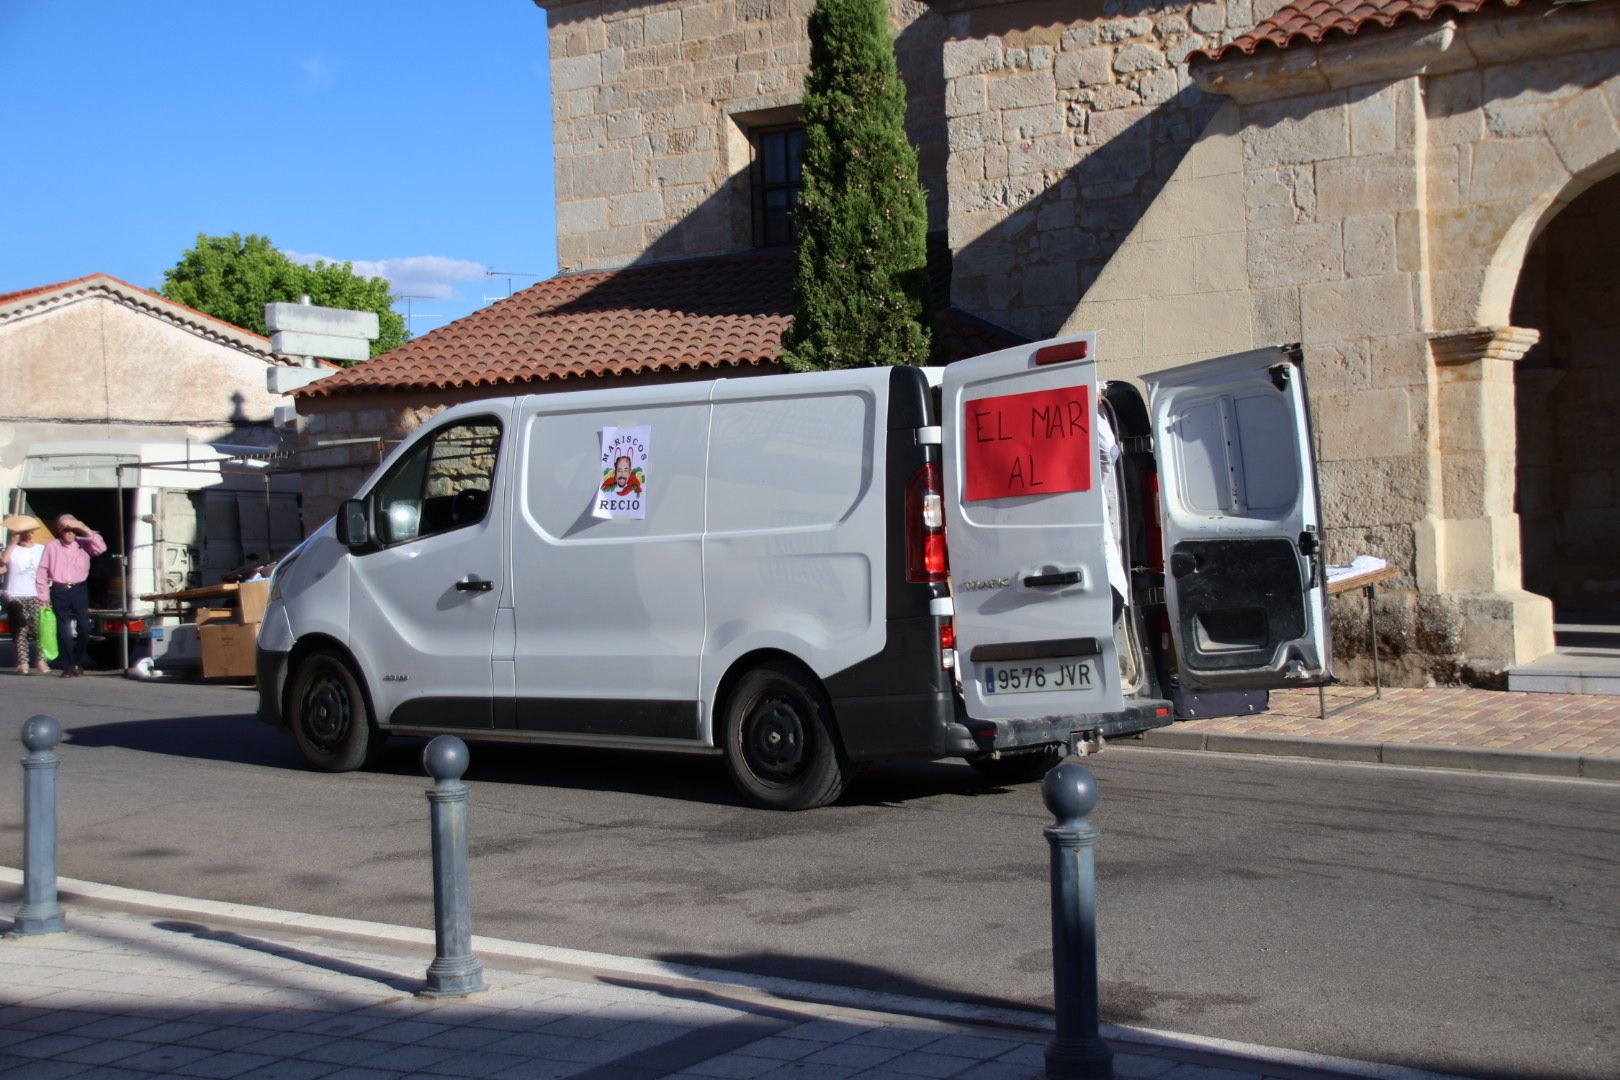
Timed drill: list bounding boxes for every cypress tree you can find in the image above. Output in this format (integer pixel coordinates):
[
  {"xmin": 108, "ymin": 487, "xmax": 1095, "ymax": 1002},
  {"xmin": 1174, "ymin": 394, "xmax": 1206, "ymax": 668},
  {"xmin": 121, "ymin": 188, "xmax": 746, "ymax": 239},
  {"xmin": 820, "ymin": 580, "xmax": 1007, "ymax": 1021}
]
[{"xmin": 780, "ymin": 0, "xmax": 932, "ymax": 372}]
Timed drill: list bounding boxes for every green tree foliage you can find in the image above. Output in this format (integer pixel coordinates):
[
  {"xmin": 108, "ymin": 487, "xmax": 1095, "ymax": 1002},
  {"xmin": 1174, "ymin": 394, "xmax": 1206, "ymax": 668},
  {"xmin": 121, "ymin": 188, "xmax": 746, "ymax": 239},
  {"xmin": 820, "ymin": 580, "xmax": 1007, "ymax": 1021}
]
[
  {"xmin": 780, "ymin": 0, "xmax": 931, "ymax": 372},
  {"xmin": 159, "ymin": 233, "xmax": 407, "ymax": 360}
]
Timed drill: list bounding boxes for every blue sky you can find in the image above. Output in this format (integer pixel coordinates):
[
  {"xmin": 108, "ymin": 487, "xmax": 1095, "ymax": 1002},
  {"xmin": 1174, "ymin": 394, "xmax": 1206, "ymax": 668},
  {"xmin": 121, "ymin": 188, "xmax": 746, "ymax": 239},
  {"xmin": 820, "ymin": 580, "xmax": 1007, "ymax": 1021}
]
[{"xmin": 0, "ymin": 1, "xmax": 556, "ymax": 337}]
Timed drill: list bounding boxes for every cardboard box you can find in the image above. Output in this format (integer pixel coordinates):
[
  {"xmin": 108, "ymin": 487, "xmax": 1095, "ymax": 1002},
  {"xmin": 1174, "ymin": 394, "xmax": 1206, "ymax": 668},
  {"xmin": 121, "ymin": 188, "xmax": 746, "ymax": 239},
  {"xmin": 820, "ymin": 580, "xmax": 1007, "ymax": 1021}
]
[
  {"xmin": 199, "ymin": 622, "xmax": 259, "ymax": 679},
  {"xmin": 236, "ymin": 580, "xmax": 270, "ymax": 625}
]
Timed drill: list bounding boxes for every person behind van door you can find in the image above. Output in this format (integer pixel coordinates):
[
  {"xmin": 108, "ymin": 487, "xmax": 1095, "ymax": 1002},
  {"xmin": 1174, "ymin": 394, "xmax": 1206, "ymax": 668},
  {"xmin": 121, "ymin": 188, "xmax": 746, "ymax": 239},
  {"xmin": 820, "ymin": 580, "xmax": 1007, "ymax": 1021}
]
[
  {"xmin": 1095, "ymin": 407, "xmax": 1129, "ymax": 621},
  {"xmin": 36, "ymin": 513, "xmax": 106, "ymax": 677},
  {"xmin": 2, "ymin": 514, "xmax": 51, "ymax": 674}
]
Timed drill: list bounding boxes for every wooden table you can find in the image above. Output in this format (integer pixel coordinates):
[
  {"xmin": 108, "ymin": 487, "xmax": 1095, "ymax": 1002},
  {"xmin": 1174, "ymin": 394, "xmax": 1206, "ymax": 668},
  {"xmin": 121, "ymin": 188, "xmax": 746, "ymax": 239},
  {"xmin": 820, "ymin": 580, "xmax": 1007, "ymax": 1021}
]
[{"xmin": 1320, "ymin": 563, "xmax": 1399, "ymax": 719}]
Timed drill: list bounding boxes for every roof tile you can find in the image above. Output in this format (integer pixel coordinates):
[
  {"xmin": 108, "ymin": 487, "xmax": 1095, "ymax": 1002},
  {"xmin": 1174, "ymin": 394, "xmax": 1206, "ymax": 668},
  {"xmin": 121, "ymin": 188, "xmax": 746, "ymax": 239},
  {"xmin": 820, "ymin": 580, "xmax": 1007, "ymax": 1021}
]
[
  {"xmin": 1192, "ymin": 0, "xmax": 1529, "ymax": 63},
  {"xmin": 300, "ymin": 249, "xmax": 1026, "ymax": 398}
]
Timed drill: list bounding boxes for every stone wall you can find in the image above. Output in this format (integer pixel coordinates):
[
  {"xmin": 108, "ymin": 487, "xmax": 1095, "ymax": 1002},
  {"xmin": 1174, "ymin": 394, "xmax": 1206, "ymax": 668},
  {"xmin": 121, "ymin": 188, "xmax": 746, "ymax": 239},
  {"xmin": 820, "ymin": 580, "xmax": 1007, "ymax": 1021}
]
[{"xmin": 544, "ymin": 0, "xmax": 948, "ymax": 272}]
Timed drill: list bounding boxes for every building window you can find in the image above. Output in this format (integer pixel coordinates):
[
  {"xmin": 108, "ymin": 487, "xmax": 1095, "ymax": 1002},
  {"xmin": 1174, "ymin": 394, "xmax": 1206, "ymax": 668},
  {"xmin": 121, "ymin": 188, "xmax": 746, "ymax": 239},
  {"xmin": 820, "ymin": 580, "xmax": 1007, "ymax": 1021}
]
[{"xmin": 753, "ymin": 125, "xmax": 805, "ymax": 248}]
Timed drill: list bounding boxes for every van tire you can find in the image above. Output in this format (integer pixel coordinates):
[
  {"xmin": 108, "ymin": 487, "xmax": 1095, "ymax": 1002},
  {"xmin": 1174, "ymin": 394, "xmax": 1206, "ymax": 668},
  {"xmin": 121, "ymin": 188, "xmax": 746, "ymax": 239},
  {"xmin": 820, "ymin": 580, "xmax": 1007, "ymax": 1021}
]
[
  {"xmin": 722, "ymin": 664, "xmax": 848, "ymax": 811},
  {"xmin": 967, "ymin": 746, "xmax": 1063, "ymax": 785},
  {"xmin": 289, "ymin": 651, "xmax": 377, "ymax": 772}
]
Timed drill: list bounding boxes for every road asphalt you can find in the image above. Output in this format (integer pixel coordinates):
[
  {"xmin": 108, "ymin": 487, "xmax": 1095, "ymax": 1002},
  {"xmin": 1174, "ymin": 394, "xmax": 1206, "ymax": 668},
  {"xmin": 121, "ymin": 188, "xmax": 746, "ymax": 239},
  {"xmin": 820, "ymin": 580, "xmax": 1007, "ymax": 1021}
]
[{"xmin": 2, "ymin": 676, "xmax": 1616, "ymax": 1078}]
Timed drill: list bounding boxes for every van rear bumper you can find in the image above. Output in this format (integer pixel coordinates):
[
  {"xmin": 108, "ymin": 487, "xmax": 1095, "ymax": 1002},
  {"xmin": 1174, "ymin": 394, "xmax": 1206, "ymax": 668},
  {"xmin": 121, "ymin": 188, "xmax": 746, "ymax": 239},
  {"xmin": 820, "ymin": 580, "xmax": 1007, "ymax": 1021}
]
[
  {"xmin": 833, "ymin": 693, "xmax": 1174, "ymax": 760},
  {"xmin": 956, "ymin": 698, "xmax": 1175, "ymax": 755}
]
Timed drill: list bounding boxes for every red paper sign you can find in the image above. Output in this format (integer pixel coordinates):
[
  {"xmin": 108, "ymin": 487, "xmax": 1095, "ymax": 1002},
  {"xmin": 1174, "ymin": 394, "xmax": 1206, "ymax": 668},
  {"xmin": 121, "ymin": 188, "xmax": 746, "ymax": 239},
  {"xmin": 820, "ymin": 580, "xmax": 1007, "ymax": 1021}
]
[{"xmin": 963, "ymin": 385, "xmax": 1091, "ymax": 501}]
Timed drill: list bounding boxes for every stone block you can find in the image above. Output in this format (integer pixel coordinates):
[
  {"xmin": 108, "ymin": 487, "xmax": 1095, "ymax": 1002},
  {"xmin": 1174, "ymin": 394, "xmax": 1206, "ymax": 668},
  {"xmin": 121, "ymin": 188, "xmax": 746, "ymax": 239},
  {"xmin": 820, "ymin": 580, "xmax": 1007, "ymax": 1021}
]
[
  {"xmin": 1318, "ymin": 456, "xmax": 1428, "ymax": 524},
  {"xmin": 1424, "ymin": 145, "xmax": 1464, "ymax": 208},
  {"xmin": 1054, "ymin": 46, "xmax": 1113, "ymax": 89},
  {"xmin": 948, "ymin": 112, "xmax": 1003, "ymax": 152},
  {"xmin": 644, "ymin": 8, "xmax": 681, "ymax": 46},
  {"xmin": 1317, "ymin": 387, "xmax": 1416, "ymax": 459},
  {"xmin": 1425, "ymin": 70, "xmax": 1484, "ymax": 146},
  {"xmin": 1424, "ymin": 201, "xmax": 1521, "ymax": 271},
  {"xmin": 1370, "ymin": 333, "xmax": 1431, "ymax": 388},
  {"xmin": 988, "ymin": 71, "xmax": 1057, "ymax": 111},
  {"xmin": 1304, "ymin": 338, "xmax": 1373, "ymax": 395},
  {"xmin": 562, "ymin": 149, "xmax": 638, "ymax": 197},
  {"xmin": 1142, "ymin": 289, "xmax": 1251, "ymax": 356},
  {"xmin": 681, "ymin": 3, "xmax": 733, "ymax": 41},
  {"xmin": 1243, "ymin": 92, "xmax": 1350, "ymax": 167},
  {"xmin": 1316, "ymin": 151, "xmax": 1418, "ymax": 219},
  {"xmin": 1245, "ymin": 166, "xmax": 1314, "ymax": 228},
  {"xmin": 1347, "ymin": 83, "xmax": 1396, "ymax": 155},
  {"xmin": 1189, "ymin": 3, "xmax": 1225, "ymax": 33},
  {"xmin": 1100, "ymin": 17, "xmax": 1154, "ymax": 44},
  {"xmin": 1253, "ymin": 286, "xmax": 1301, "ymax": 344},
  {"xmin": 1468, "ymin": 137, "xmax": 1569, "ymax": 204},
  {"xmin": 946, "ymin": 76, "xmax": 986, "ymax": 117},
  {"xmin": 1546, "ymin": 88, "xmax": 1620, "ymax": 179},
  {"xmin": 607, "ymin": 190, "xmax": 664, "ymax": 226},
  {"xmin": 1060, "ymin": 26, "xmax": 1098, "ymax": 51},
  {"xmin": 1021, "ymin": 264, "xmax": 1079, "ymax": 308},
  {"xmin": 652, "ymin": 151, "xmax": 716, "ymax": 186},
  {"xmin": 557, "ymin": 198, "xmax": 609, "ymax": 235},
  {"xmin": 1004, "ymin": 103, "xmax": 1065, "ymax": 140},
  {"xmin": 1301, "ymin": 274, "xmax": 1417, "ymax": 343},
  {"xmin": 1113, "ymin": 44, "xmax": 1166, "ymax": 74},
  {"xmin": 553, "ymin": 54, "xmax": 603, "ymax": 93},
  {"xmin": 944, "ymin": 38, "xmax": 1003, "ymax": 79},
  {"xmin": 1139, "ymin": 68, "xmax": 1180, "ymax": 106},
  {"xmin": 1343, "ymin": 214, "xmax": 1397, "ymax": 278},
  {"xmin": 1249, "ymin": 222, "xmax": 1345, "ymax": 289}
]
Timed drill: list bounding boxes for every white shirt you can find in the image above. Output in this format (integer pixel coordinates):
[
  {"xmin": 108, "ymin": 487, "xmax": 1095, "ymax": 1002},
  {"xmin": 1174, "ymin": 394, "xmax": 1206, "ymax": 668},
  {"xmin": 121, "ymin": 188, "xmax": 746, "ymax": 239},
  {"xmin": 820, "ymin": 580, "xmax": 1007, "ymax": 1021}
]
[
  {"xmin": 1096, "ymin": 409, "xmax": 1130, "ymax": 601},
  {"xmin": 2, "ymin": 542, "xmax": 44, "ymax": 601}
]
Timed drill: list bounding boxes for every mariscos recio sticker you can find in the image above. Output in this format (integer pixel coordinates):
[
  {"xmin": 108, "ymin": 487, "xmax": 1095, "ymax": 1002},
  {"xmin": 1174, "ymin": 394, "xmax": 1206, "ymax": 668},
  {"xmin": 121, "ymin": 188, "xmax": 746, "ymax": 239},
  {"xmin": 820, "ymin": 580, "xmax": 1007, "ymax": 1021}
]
[{"xmin": 594, "ymin": 425, "xmax": 649, "ymax": 519}]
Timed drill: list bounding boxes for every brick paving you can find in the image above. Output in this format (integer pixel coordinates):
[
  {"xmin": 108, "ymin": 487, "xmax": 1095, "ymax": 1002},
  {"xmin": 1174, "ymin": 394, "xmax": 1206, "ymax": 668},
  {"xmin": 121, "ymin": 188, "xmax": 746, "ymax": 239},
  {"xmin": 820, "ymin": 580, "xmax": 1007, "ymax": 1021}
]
[{"xmin": 1170, "ymin": 686, "xmax": 1620, "ymax": 759}]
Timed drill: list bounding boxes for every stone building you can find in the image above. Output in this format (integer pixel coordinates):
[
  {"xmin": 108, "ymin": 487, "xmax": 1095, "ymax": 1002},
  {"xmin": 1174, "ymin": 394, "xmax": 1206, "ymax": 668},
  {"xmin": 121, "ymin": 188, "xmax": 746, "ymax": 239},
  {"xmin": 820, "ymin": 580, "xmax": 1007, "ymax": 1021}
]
[
  {"xmin": 294, "ymin": 0, "xmax": 1620, "ymax": 686},
  {"xmin": 0, "ymin": 273, "xmax": 300, "ymax": 503}
]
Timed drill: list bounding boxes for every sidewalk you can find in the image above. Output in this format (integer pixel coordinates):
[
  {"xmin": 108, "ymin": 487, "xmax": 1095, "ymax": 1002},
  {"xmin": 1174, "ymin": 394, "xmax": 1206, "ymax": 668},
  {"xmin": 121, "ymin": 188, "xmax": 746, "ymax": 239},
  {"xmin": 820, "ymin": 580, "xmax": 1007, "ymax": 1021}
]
[
  {"xmin": 1117, "ymin": 686, "xmax": 1620, "ymax": 780},
  {"xmin": 0, "ymin": 876, "xmax": 1465, "ymax": 1080}
]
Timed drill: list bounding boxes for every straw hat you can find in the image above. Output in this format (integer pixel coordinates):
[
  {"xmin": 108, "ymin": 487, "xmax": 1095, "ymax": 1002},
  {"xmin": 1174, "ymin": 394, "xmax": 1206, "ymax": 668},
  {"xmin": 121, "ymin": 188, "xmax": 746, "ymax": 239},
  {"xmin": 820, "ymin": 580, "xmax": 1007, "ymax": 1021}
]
[{"xmin": 4, "ymin": 513, "xmax": 42, "ymax": 536}]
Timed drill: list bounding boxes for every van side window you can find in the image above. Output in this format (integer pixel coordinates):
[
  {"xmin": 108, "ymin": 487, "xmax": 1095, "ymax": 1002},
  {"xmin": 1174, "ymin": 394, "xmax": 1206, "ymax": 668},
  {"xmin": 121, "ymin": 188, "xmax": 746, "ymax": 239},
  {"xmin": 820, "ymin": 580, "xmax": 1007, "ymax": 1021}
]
[{"xmin": 371, "ymin": 420, "xmax": 501, "ymax": 546}]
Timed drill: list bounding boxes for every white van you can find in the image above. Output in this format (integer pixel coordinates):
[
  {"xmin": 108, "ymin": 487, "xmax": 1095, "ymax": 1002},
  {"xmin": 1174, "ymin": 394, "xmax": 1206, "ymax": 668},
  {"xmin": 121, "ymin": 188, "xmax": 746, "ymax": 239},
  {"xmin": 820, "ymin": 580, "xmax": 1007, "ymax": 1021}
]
[{"xmin": 256, "ymin": 334, "xmax": 1330, "ymax": 808}]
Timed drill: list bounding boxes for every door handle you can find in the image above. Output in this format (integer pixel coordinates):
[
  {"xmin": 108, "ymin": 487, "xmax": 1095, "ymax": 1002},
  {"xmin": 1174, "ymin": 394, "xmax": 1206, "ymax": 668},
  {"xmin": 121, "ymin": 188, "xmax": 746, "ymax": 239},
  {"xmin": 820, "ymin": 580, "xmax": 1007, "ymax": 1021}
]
[
  {"xmin": 455, "ymin": 577, "xmax": 494, "ymax": 593},
  {"xmin": 1023, "ymin": 570, "xmax": 1081, "ymax": 588}
]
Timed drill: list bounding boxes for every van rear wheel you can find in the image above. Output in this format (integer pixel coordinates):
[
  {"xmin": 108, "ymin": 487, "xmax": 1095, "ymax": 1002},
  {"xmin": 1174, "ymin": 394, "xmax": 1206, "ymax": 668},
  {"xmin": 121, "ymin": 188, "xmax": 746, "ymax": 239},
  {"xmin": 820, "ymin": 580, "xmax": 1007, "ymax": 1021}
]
[
  {"xmin": 289, "ymin": 651, "xmax": 381, "ymax": 772},
  {"xmin": 722, "ymin": 664, "xmax": 848, "ymax": 811}
]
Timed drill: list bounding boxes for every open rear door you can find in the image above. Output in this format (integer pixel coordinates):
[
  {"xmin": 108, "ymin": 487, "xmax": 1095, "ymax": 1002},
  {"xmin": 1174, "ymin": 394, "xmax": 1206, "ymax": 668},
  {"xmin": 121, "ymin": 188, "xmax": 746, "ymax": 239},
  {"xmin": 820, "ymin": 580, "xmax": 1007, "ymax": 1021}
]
[
  {"xmin": 941, "ymin": 333, "xmax": 1126, "ymax": 723},
  {"xmin": 1144, "ymin": 345, "xmax": 1331, "ymax": 690}
]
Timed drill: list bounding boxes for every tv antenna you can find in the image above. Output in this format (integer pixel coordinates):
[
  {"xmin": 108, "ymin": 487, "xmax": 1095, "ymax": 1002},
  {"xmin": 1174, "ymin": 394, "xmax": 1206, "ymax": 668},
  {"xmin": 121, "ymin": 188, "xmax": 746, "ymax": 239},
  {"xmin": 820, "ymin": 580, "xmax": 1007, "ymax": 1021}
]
[
  {"xmin": 485, "ymin": 269, "xmax": 541, "ymax": 302},
  {"xmin": 393, "ymin": 295, "xmax": 443, "ymax": 325}
]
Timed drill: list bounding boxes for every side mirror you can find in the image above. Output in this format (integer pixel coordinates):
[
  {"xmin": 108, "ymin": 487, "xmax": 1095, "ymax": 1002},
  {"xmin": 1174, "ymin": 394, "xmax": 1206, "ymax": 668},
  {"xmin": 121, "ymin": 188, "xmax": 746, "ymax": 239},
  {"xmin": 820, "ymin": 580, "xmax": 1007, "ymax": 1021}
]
[{"xmin": 335, "ymin": 499, "xmax": 371, "ymax": 548}]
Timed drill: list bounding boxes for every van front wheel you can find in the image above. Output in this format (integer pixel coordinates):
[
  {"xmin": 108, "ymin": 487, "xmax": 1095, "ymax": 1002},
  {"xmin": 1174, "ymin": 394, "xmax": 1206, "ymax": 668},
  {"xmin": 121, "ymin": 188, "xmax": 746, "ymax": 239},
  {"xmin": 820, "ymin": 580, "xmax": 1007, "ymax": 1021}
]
[
  {"xmin": 723, "ymin": 664, "xmax": 848, "ymax": 811},
  {"xmin": 289, "ymin": 651, "xmax": 379, "ymax": 772}
]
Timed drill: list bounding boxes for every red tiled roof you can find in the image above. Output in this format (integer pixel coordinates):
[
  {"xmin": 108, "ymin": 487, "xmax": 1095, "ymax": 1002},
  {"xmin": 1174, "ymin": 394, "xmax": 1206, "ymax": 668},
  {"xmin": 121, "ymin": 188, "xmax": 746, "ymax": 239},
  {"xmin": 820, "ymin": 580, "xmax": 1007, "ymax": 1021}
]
[
  {"xmin": 299, "ymin": 249, "xmax": 1028, "ymax": 398},
  {"xmin": 0, "ymin": 272, "xmax": 274, "ymax": 348},
  {"xmin": 1192, "ymin": 0, "xmax": 1529, "ymax": 63}
]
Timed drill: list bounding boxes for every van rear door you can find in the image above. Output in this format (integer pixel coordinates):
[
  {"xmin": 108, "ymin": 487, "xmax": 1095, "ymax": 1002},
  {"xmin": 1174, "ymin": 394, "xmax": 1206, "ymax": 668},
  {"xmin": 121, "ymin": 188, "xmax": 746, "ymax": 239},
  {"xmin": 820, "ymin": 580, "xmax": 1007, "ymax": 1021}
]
[
  {"xmin": 940, "ymin": 333, "xmax": 1125, "ymax": 721},
  {"xmin": 1144, "ymin": 345, "xmax": 1331, "ymax": 690}
]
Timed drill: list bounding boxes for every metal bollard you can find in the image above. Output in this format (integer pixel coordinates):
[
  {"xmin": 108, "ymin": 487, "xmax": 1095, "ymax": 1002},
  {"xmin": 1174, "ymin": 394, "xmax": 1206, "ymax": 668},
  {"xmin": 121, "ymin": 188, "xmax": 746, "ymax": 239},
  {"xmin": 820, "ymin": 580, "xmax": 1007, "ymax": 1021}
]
[
  {"xmin": 13, "ymin": 715, "xmax": 67, "ymax": 937},
  {"xmin": 421, "ymin": 735, "xmax": 485, "ymax": 997},
  {"xmin": 1043, "ymin": 761, "xmax": 1112, "ymax": 1080}
]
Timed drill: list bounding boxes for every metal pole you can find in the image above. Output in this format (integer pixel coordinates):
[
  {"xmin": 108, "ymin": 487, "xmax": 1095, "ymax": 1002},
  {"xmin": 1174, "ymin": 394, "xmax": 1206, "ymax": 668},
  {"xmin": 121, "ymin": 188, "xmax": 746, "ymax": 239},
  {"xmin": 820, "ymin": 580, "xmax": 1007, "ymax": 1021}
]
[
  {"xmin": 1044, "ymin": 761, "xmax": 1112, "ymax": 1080},
  {"xmin": 13, "ymin": 715, "xmax": 67, "ymax": 936},
  {"xmin": 421, "ymin": 736, "xmax": 485, "ymax": 997},
  {"xmin": 1367, "ymin": 583, "xmax": 1383, "ymax": 700},
  {"xmin": 117, "ymin": 463, "xmax": 130, "ymax": 670}
]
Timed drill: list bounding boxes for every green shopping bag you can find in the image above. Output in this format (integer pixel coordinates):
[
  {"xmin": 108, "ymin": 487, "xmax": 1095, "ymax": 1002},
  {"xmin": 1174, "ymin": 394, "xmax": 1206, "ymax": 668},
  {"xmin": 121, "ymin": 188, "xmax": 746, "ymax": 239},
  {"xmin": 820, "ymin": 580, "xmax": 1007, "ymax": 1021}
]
[{"xmin": 37, "ymin": 607, "xmax": 58, "ymax": 662}]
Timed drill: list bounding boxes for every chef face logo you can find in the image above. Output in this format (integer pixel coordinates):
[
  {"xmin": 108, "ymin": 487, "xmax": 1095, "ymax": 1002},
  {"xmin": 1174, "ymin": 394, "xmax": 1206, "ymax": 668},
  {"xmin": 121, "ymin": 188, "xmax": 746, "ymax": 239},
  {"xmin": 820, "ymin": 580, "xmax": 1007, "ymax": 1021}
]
[{"xmin": 595, "ymin": 427, "xmax": 650, "ymax": 520}]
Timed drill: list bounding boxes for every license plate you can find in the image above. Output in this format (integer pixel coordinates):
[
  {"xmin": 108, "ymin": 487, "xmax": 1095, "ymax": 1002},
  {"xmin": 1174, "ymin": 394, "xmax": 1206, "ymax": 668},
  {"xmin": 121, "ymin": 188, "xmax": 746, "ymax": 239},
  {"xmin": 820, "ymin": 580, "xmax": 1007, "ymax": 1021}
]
[{"xmin": 982, "ymin": 658, "xmax": 1095, "ymax": 695}]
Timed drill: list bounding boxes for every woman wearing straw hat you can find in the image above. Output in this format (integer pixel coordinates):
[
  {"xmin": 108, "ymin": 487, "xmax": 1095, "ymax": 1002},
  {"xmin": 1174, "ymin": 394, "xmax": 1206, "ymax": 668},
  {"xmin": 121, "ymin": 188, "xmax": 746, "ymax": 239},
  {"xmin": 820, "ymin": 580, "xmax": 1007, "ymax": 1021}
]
[{"xmin": 2, "ymin": 514, "xmax": 51, "ymax": 675}]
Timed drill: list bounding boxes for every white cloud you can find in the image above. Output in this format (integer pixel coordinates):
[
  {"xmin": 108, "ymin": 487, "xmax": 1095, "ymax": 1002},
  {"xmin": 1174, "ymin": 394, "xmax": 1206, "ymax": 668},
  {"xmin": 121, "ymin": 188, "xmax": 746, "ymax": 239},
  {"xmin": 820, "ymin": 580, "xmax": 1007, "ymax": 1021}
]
[
  {"xmin": 296, "ymin": 56, "xmax": 333, "ymax": 92},
  {"xmin": 285, "ymin": 251, "xmax": 489, "ymax": 300}
]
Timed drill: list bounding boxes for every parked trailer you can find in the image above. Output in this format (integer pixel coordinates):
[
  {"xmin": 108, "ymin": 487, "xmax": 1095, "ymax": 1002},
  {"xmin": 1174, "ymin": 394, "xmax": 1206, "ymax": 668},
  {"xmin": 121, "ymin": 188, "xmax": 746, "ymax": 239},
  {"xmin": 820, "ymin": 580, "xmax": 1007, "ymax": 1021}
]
[{"xmin": 4, "ymin": 441, "xmax": 302, "ymax": 670}]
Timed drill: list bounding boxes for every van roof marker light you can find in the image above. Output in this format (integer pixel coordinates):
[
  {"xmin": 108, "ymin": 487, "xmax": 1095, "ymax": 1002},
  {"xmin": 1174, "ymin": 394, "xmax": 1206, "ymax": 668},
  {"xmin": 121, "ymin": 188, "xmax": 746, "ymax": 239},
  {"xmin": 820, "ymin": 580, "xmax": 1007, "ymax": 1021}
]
[{"xmin": 1034, "ymin": 340, "xmax": 1088, "ymax": 366}]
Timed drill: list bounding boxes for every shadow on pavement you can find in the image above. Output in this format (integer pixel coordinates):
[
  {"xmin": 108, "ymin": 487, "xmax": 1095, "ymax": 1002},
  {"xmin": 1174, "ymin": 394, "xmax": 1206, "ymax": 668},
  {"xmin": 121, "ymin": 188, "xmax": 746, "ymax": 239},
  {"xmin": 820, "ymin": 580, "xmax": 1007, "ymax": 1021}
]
[{"xmin": 58, "ymin": 712, "xmax": 1027, "ymax": 808}]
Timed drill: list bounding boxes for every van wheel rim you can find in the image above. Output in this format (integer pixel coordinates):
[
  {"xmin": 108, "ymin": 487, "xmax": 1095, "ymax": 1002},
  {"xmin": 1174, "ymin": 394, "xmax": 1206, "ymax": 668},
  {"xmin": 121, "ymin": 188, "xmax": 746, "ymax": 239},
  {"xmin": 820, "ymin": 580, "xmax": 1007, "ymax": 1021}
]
[
  {"xmin": 303, "ymin": 675, "xmax": 352, "ymax": 749},
  {"xmin": 743, "ymin": 695, "xmax": 805, "ymax": 780}
]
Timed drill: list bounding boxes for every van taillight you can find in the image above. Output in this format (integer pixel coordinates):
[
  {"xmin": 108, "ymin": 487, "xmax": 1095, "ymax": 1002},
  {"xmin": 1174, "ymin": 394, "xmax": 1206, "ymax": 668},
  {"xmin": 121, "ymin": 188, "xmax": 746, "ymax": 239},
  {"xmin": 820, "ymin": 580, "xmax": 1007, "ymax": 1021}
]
[
  {"xmin": 106, "ymin": 618, "xmax": 146, "ymax": 634},
  {"xmin": 1142, "ymin": 467, "xmax": 1164, "ymax": 573},
  {"xmin": 940, "ymin": 620, "xmax": 956, "ymax": 671},
  {"xmin": 907, "ymin": 462, "xmax": 949, "ymax": 583}
]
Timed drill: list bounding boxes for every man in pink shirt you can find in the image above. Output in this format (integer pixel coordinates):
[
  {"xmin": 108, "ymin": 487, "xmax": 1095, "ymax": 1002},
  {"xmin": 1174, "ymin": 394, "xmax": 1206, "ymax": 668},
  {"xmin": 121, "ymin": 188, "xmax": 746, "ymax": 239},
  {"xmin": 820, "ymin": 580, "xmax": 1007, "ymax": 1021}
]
[{"xmin": 36, "ymin": 514, "xmax": 107, "ymax": 676}]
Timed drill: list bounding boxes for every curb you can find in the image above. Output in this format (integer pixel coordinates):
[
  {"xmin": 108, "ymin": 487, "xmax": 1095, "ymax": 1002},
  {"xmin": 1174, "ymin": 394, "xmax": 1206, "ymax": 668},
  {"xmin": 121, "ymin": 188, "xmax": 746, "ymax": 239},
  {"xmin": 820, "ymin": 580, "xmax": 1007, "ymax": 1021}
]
[
  {"xmin": 1119, "ymin": 728, "xmax": 1620, "ymax": 780},
  {"xmin": 0, "ymin": 868, "xmax": 1471, "ymax": 1080}
]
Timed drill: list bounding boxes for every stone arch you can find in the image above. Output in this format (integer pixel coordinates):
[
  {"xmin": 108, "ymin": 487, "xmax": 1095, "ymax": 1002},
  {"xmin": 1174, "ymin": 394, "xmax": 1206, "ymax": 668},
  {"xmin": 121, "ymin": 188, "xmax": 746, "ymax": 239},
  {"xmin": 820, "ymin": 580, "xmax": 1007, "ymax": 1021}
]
[
  {"xmin": 1511, "ymin": 169, "xmax": 1620, "ymax": 616},
  {"xmin": 1476, "ymin": 138, "xmax": 1620, "ymax": 329}
]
